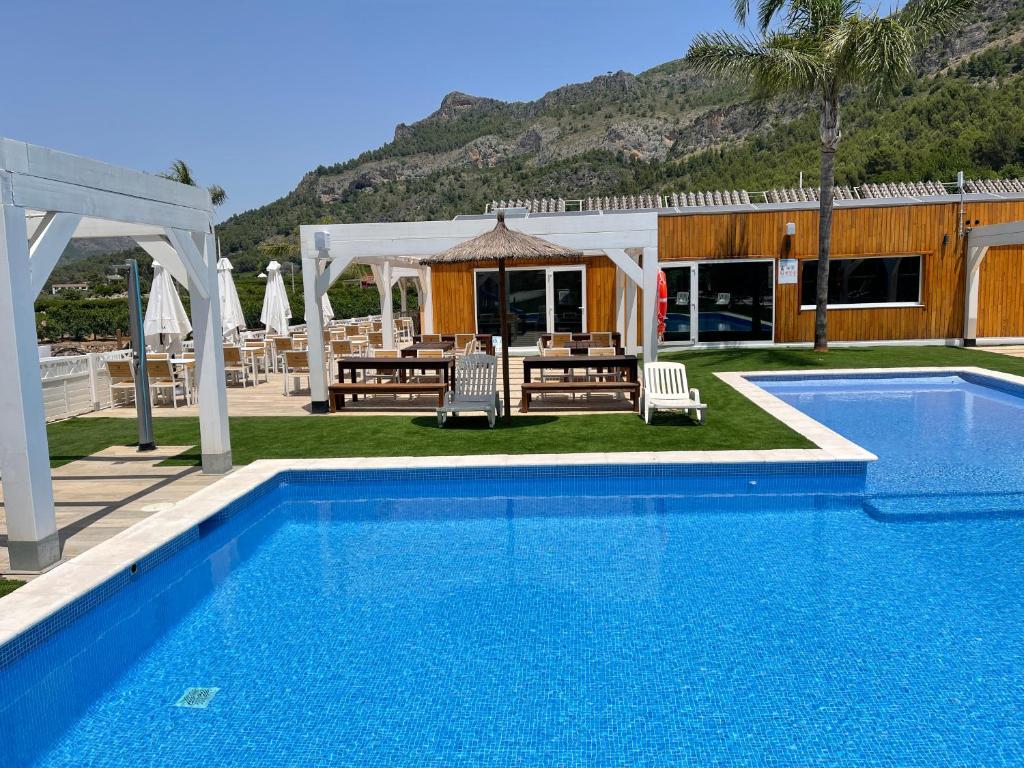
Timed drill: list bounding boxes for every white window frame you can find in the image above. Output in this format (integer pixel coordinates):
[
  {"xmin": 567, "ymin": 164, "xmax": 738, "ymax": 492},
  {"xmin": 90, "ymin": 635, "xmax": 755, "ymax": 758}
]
[
  {"xmin": 472, "ymin": 265, "xmax": 587, "ymax": 339},
  {"xmin": 799, "ymin": 254, "xmax": 925, "ymax": 311}
]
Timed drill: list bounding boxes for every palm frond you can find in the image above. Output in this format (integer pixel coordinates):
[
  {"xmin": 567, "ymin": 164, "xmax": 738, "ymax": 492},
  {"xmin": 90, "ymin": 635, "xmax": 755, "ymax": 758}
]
[
  {"xmin": 831, "ymin": 15, "xmax": 916, "ymax": 94},
  {"xmin": 159, "ymin": 159, "xmax": 196, "ymax": 187},
  {"xmin": 687, "ymin": 31, "xmax": 764, "ymax": 79},
  {"xmin": 898, "ymin": 0, "xmax": 975, "ymax": 40},
  {"xmin": 208, "ymin": 184, "xmax": 227, "ymax": 207},
  {"xmin": 755, "ymin": 0, "xmax": 790, "ymax": 32}
]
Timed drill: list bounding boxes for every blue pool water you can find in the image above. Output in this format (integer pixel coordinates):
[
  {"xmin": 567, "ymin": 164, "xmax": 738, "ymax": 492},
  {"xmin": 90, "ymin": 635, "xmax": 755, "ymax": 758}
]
[
  {"xmin": 3, "ymin": 372, "xmax": 1024, "ymax": 766},
  {"xmin": 758, "ymin": 372, "xmax": 1024, "ymax": 519}
]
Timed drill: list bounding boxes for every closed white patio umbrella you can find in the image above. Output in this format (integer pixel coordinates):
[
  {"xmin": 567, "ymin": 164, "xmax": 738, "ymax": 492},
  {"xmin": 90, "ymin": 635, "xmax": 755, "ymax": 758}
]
[
  {"xmin": 260, "ymin": 260, "xmax": 292, "ymax": 336},
  {"xmin": 217, "ymin": 257, "xmax": 247, "ymax": 344},
  {"xmin": 321, "ymin": 291, "xmax": 335, "ymax": 324},
  {"xmin": 144, "ymin": 260, "xmax": 192, "ymax": 353}
]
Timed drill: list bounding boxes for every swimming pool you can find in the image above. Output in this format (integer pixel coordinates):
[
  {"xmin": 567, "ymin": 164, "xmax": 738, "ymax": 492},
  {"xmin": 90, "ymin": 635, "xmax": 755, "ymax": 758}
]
[
  {"xmin": 3, "ymin": 369, "xmax": 1024, "ymax": 765},
  {"xmin": 754, "ymin": 370, "xmax": 1024, "ymax": 519}
]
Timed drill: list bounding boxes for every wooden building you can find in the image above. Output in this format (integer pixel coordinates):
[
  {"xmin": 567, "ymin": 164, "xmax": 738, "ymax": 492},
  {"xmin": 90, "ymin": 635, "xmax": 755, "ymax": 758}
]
[{"xmin": 429, "ymin": 186, "xmax": 1024, "ymax": 347}]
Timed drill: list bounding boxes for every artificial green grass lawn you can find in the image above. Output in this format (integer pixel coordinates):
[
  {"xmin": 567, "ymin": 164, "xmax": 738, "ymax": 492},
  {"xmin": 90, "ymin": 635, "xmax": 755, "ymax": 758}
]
[
  {"xmin": 0, "ymin": 579, "xmax": 25, "ymax": 597},
  {"xmin": 46, "ymin": 346, "xmax": 1024, "ymax": 467}
]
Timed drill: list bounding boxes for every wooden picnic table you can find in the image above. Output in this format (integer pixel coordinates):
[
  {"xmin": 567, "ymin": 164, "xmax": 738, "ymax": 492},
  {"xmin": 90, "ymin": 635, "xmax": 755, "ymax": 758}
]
[
  {"xmin": 332, "ymin": 356, "xmax": 454, "ymax": 409},
  {"xmin": 521, "ymin": 354, "xmax": 639, "ymax": 384},
  {"xmin": 538, "ymin": 331, "xmax": 621, "ymax": 348},
  {"xmin": 401, "ymin": 341, "xmax": 454, "ymax": 357},
  {"xmin": 336, "ymin": 356, "xmax": 454, "ymax": 389},
  {"xmin": 413, "ymin": 334, "xmax": 495, "ymax": 355}
]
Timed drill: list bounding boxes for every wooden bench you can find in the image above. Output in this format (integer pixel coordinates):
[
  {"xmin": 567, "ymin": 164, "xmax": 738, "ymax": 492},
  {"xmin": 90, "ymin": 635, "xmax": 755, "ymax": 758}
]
[
  {"xmin": 328, "ymin": 382, "xmax": 447, "ymax": 410},
  {"xmin": 520, "ymin": 381, "xmax": 641, "ymax": 413}
]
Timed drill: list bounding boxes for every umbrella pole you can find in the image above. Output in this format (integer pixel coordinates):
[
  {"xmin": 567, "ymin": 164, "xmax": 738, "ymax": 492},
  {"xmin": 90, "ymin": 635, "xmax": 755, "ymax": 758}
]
[{"xmin": 497, "ymin": 256, "xmax": 511, "ymax": 419}]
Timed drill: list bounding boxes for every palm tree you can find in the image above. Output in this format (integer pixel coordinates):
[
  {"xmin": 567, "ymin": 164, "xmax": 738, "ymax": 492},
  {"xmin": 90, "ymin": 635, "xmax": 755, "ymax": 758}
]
[
  {"xmin": 686, "ymin": 0, "xmax": 972, "ymax": 351},
  {"xmin": 160, "ymin": 159, "xmax": 227, "ymax": 207}
]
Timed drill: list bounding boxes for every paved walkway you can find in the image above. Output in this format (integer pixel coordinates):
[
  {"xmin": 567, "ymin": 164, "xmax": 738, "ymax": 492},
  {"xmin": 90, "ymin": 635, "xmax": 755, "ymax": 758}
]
[
  {"xmin": 0, "ymin": 446, "xmax": 220, "ymax": 576},
  {"xmin": 974, "ymin": 344, "xmax": 1024, "ymax": 360}
]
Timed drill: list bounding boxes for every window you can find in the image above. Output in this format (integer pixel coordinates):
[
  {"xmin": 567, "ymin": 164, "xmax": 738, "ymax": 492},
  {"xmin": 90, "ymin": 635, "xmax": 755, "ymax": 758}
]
[{"xmin": 801, "ymin": 255, "xmax": 922, "ymax": 308}]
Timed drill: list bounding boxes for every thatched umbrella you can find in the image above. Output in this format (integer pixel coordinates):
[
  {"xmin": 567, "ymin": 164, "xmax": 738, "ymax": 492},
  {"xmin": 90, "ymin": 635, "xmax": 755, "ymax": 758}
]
[{"xmin": 422, "ymin": 211, "xmax": 583, "ymax": 418}]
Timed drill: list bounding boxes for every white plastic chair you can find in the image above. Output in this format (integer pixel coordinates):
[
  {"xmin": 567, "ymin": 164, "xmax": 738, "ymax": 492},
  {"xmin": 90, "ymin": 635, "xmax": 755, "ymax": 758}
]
[
  {"xmin": 642, "ymin": 361, "xmax": 707, "ymax": 424},
  {"xmin": 437, "ymin": 354, "xmax": 501, "ymax": 428}
]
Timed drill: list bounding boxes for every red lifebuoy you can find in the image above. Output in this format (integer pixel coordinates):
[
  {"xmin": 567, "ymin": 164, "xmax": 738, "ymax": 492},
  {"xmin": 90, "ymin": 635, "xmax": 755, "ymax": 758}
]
[{"xmin": 657, "ymin": 269, "xmax": 668, "ymax": 339}]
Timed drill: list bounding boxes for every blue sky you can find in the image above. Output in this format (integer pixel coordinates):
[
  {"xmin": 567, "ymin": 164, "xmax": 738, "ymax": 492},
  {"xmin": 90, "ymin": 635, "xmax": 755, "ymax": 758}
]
[{"xmin": 4, "ymin": 1, "xmax": 742, "ymax": 219}]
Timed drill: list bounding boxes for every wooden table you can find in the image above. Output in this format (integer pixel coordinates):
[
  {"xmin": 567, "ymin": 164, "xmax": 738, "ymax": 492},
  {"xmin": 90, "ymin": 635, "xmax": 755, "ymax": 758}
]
[
  {"xmin": 336, "ymin": 356, "xmax": 455, "ymax": 392},
  {"xmin": 401, "ymin": 341, "xmax": 454, "ymax": 357},
  {"xmin": 413, "ymin": 334, "xmax": 495, "ymax": 355},
  {"xmin": 522, "ymin": 354, "xmax": 639, "ymax": 384},
  {"xmin": 538, "ymin": 332, "xmax": 621, "ymax": 350}
]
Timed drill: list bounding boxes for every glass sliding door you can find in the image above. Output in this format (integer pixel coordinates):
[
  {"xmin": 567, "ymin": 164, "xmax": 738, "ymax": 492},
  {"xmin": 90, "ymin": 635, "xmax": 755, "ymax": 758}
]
[
  {"xmin": 475, "ymin": 266, "xmax": 586, "ymax": 347},
  {"xmin": 551, "ymin": 269, "xmax": 585, "ymax": 333},
  {"xmin": 661, "ymin": 264, "xmax": 695, "ymax": 343},
  {"xmin": 696, "ymin": 261, "xmax": 774, "ymax": 342}
]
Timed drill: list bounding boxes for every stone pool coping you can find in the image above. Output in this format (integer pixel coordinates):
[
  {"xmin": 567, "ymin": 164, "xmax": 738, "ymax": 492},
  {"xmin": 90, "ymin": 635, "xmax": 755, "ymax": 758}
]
[{"xmin": 18, "ymin": 364, "xmax": 1020, "ymax": 650}]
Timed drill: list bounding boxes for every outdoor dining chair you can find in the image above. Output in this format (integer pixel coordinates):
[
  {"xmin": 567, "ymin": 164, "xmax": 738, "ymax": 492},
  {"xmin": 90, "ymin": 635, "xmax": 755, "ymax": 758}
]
[
  {"xmin": 223, "ymin": 345, "xmax": 250, "ymax": 388},
  {"xmin": 540, "ymin": 346, "xmax": 575, "ymax": 398},
  {"xmin": 454, "ymin": 333, "xmax": 476, "ymax": 356},
  {"xmin": 550, "ymin": 332, "xmax": 572, "ymax": 349},
  {"xmin": 105, "ymin": 359, "xmax": 136, "ymax": 407},
  {"xmin": 147, "ymin": 358, "xmax": 189, "ymax": 408},
  {"xmin": 420, "ymin": 333, "xmax": 442, "ymax": 343},
  {"xmin": 413, "ymin": 348, "xmax": 446, "ymax": 383},
  {"xmin": 282, "ymin": 350, "xmax": 311, "ymax": 395}
]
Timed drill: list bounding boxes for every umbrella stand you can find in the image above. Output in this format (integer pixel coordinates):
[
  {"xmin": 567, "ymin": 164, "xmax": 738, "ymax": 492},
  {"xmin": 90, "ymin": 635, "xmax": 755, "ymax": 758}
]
[{"xmin": 497, "ymin": 256, "xmax": 512, "ymax": 419}]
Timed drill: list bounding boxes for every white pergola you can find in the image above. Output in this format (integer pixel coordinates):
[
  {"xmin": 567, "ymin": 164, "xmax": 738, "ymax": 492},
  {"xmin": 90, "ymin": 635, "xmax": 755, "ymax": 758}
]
[
  {"xmin": 298, "ymin": 211, "xmax": 660, "ymax": 412},
  {"xmin": 0, "ymin": 138, "xmax": 231, "ymax": 572},
  {"xmin": 964, "ymin": 219, "xmax": 1024, "ymax": 344}
]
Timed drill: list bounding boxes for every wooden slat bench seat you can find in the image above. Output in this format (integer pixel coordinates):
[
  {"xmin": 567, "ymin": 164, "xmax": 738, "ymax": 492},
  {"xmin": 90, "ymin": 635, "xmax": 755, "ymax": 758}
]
[
  {"xmin": 328, "ymin": 382, "xmax": 447, "ymax": 410},
  {"xmin": 520, "ymin": 381, "xmax": 640, "ymax": 413}
]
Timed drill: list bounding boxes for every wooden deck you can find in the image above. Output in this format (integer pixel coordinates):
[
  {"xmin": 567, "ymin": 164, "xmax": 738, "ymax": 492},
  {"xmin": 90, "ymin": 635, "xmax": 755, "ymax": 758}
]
[
  {"xmin": 89, "ymin": 356, "xmax": 638, "ymax": 418},
  {"xmin": 0, "ymin": 446, "xmax": 219, "ymax": 576}
]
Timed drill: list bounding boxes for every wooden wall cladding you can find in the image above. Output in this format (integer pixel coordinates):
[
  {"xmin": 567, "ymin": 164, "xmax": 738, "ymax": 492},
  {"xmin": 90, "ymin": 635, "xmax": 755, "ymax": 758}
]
[
  {"xmin": 658, "ymin": 201, "xmax": 1024, "ymax": 342},
  {"xmin": 430, "ymin": 255, "xmax": 619, "ymax": 334}
]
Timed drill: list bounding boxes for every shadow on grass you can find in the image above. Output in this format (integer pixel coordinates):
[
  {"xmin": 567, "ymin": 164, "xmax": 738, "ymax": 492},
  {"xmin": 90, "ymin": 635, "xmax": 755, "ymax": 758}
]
[{"xmin": 409, "ymin": 415, "xmax": 558, "ymax": 431}]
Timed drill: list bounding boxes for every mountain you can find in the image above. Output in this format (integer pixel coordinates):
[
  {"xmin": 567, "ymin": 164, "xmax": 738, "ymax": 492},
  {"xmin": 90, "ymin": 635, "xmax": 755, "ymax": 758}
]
[{"xmin": 58, "ymin": 0, "xmax": 1024, "ymax": 283}]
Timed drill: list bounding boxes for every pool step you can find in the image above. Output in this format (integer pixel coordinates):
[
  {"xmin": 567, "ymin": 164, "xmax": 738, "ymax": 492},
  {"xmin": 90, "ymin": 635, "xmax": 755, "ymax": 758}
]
[{"xmin": 865, "ymin": 493, "xmax": 1024, "ymax": 523}]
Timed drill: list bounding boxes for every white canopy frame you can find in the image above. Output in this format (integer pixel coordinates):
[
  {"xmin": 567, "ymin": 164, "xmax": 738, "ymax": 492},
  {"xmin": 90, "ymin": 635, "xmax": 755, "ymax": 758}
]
[
  {"xmin": 0, "ymin": 138, "xmax": 231, "ymax": 571},
  {"xmin": 298, "ymin": 212, "xmax": 659, "ymax": 413},
  {"xmin": 964, "ymin": 220, "xmax": 1024, "ymax": 344}
]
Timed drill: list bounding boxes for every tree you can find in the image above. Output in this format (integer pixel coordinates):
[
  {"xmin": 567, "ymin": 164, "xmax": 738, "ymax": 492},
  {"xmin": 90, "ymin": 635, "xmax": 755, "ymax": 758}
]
[
  {"xmin": 686, "ymin": 0, "xmax": 972, "ymax": 350},
  {"xmin": 160, "ymin": 159, "xmax": 227, "ymax": 207}
]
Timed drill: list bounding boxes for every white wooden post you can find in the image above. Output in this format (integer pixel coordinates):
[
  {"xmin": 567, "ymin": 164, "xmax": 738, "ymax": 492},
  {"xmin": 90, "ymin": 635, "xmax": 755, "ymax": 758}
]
[
  {"xmin": 607, "ymin": 248, "xmax": 642, "ymax": 355},
  {"xmin": 0, "ymin": 203, "xmax": 60, "ymax": 571},
  {"xmin": 399, "ymin": 277, "xmax": 409, "ymax": 313},
  {"xmin": 188, "ymin": 231, "xmax": 232, "ymax": 472},
  {"xmin": 624, "ymin": 279, "xmax": 638, "ymax": 355},
  {"xmin": 641, "ymin": 246, "xmax": 659, "ymax": 362},
  {"xmin": 963, "ymin": 244, "xmax": 987, "ymax": 344},
  {"xmin": 380, "ymin": 259, "xmax": 394, "ymax": 345},
  {"xmin": 416, "ymin": 266, "xmax": 434, "ymax": 333},
  {"xmin": 302, "ymin": 254, "xmax": 329, "ymax": 411}
]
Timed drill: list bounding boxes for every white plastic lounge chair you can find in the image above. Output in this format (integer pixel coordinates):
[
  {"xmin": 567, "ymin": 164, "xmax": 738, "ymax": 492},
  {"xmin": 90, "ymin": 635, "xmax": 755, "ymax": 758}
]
[
  {"xmin": 437, "ymin": 354, "xmax": 501, "ymax": 428},
  {"xmin": 642, "ymin": 361, "xmax": 707, "ymax": 424}
]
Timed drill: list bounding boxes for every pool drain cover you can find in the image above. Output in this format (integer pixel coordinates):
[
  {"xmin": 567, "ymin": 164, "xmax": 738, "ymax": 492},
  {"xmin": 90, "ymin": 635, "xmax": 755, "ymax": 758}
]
[{"xmin": 175, "ymin": 687, "xmax": 219, "ymax": 708}]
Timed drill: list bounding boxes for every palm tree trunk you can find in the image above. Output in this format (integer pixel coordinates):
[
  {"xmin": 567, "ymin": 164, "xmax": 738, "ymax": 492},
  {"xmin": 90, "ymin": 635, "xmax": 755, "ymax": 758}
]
[{"xmin": 814, "ymin": 89, "xmax": 841, "ymax": 353}]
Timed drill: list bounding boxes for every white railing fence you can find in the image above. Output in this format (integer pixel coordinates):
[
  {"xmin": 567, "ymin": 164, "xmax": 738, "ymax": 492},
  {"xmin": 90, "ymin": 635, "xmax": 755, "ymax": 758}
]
[{"xmin": 39, "ymin": 350, "xmax": 131, "ymax": 422}]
